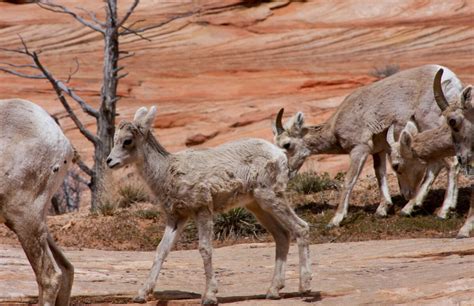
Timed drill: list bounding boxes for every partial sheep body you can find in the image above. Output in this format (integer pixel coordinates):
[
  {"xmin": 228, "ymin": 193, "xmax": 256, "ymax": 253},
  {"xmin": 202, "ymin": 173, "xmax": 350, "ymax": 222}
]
[{"xmin": 0, "ymin": 99, "xmax": 75, "ymax": 306}]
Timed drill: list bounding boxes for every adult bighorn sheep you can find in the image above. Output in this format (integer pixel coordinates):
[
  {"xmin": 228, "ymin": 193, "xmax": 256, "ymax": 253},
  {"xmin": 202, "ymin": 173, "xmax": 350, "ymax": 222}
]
[
  {"xmin": 0, "ymin": 99, "xmax": 75, "ymax": 305},
  {"xmin": 273, "ymin": 65, "xmax": 462, "ymax": 227},
  {"xmin": 433, "ymin": 68, "xmax": 473, "ymax": 238},
  {"xmin": 106, "ymin": 106, "xmax": 311, "ymax": 304}
]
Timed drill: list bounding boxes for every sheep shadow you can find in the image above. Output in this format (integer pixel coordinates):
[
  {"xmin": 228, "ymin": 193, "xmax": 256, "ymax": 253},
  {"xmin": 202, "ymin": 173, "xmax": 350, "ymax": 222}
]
[{"xmin": 152, "ymin": 290, "xmax": 321, "ymax": 305}]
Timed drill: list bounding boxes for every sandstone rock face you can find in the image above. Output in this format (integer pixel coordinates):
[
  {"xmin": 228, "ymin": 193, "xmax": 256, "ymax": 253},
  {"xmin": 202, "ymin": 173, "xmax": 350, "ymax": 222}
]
[
  {"xmin": 1, "ymin": 238, "xmax": 473, "ymax": 305},
  {"xmin": 0, "ymin": 0, "xmax": 472, "ymax": 174}
]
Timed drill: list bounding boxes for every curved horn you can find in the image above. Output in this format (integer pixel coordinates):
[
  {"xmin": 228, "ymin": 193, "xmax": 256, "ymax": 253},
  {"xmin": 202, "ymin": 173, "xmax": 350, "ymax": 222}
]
[
  {"xmin": 387, "ymin": 124, "xmax": 396, "ymax": 146},
  {"xmin": 433, "ymin": 68, "xmax": 449, "ymax": 111},
  {"xmin": 275, "ymin": 108, "xmax": 285, "ymax": 135}
]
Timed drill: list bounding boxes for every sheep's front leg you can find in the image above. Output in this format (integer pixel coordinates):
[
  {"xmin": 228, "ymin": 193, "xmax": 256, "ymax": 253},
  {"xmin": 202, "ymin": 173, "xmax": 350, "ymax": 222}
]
[
  {"xmin": 373, "ymin": 151, "xmax": 394, "ymax": 217},
  {"xmin": 437, "ymin": 158, "xmax": 460, "ymax": 219},
  {"xmin": 133, "ymin": 216, "xmax": 188, "ymax": 303},
  {"xmin": 329, "ymin": 145, "xmax": 369, "ymax": 227},
  {"xmin": 457, "ymin": 181, "xmax": 474, "ymax": 238},
  {"xmin": 194, "ymin": 208, "xmax": 218, "ymax": 305}
]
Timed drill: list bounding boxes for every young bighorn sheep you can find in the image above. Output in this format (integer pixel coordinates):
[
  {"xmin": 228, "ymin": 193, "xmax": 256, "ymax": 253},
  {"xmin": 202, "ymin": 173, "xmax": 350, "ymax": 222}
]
[
  {"xmin": 106, "ymin": 106, "xmax": 311, "ymax": 304},
  {"xmin": 433, "ymin": 68, "xmax": 473, "ymax": 238},
  {"xmin": 273, "ymin": 65, "xmax": 463, "ymax": 227},
  {"xmin": 0, "ymin": 99, "xmax": 75, "ymax": 305},
  {"xmin": 386, "ymin": 120, "xmax": 459, "ymax": 218}
]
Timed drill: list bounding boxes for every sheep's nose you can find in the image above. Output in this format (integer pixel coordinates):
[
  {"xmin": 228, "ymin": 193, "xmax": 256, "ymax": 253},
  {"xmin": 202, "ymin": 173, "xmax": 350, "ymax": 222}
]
[
  {"xmin": 106, "ymin": 157, "xmax": 112, "ymax": 165},
  {"xmin": 457, "ymin": 155, "xmax": 463, "ymax": 165}
]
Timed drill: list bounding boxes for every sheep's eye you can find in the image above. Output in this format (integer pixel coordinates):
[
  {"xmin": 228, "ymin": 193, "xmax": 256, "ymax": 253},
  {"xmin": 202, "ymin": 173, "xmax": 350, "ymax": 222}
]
[
  {"xmin": 283, "ymin": 143, "xmax": 291, "ymax": 150},
  {"xmin": 123, "ymin": 139, "xmax": 133, "ymax": 147}
]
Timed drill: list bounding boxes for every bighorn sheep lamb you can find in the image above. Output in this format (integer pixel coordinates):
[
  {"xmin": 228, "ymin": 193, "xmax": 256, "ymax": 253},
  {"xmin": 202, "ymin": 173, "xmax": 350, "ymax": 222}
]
[
  {"xmin": 0, "ymin": 99, "xmax": 75, "ymax": 305},
  {"xmin": 106, "ymin": 106, "xmax": 311, "ymax": 304},
  {"xmin": 273, "ymin": 64, "xmax": 462, "ymax": 227},
  {"xmin": 433, "ymin": 68, "xmax": 473, "ymax": 238}
]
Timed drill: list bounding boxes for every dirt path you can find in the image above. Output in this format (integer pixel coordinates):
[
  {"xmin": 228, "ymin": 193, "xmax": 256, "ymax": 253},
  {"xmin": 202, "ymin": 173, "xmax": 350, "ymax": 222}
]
[{"xmin": 1, "ymin": 238, "xmax": 473, "ymax": 305}]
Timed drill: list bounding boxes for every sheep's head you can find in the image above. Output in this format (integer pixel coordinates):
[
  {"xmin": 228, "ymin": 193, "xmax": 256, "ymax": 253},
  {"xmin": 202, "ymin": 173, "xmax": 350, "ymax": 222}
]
[
  {"xmin": 272, "ymin": 108, "xmax": 311, "ymax": 176},
  {"xmin": 107, "ymin": 106, "xmax": 157, "ymax": 169},
  {"xmin": 386, "ymin": 121, "xmax": 427, "ymax": 200},
  {"xmin": 433, "ymin": 68, "xmax": 473, "ymax": 170}
]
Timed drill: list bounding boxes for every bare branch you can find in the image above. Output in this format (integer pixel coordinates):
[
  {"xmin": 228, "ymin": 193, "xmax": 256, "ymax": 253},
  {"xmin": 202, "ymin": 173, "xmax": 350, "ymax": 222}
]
[
  {"xmin": 56, "ymin": 81, "xmax": 99, "ymax": 118},
  {"xmin": 0, "ymin": 62, "xmax": 37, "ymax": 69},
  {"xmin": 28, "ymin": 51, "xmax": 99, "ymax": 144},
  {"xmin": 119, "ymin": 24, "xmax": 151, "ymax": 41},
  {"xmin": 76, "ymin": 6, "xmax": 105, "ymax": 27},
  {"xmin": 119, "ymin": 51, "xmax": 135, "ymax": 61},
  {"xmin": 118, "ymin": 0, "xmax": 139, "ymax": 28},
  {"xmin": 117, "ymin": 72, "xmax": 129, "ymax": 79},
  {"xmin": 120, "ymin": 10, "xmax": 196, "ymax": 35},
  {"xmin": 66, "ymin": 57, "xmax": 80, "ymax": 83},
  {"xmin": 0, "ymin": 67, "xmax": 46, "ymax": 79},
  {"xmin": 37, "ymin": 1, "xmax": 105, "ymax": 33},
  {"xmin": 76, "ymin": 159, "xmax": 94, "ymax": 177}
]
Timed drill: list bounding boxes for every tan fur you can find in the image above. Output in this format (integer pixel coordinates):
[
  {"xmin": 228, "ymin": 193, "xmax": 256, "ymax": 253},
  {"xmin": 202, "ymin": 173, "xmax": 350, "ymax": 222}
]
[
  {"xmin": 107, "ymin": 107, "xmax": 312, "ymax": 303},
  {"xmin": 274, "ymin": 64, "xmax": 463, "ymax": 227},
  {"xmin": 435, "ymin": 79, "xmax": 474, "ymax": 238},
  {"xmin": 0, "ymin": 99, "xmax": 75, "ymax": 306}
]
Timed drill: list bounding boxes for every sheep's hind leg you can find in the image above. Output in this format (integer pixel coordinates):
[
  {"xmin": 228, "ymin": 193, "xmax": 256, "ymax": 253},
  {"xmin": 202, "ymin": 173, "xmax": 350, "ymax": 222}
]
[
  {"xmin": 47, "ymin": 233, "xmax": 74, "ymax": 306},
  {"xmin": 133, "ymin": 216, "xmax": 188, "ymax": 303},
  {"xmin": 247, "ymin": 202, "xmax": 290, "ymax": 299},
  {"xmin": 253, "ymin": 189, "xmax": 312, "ymax": 296},
  {"xmin": 194, "ymin": 208, "xmax": 218, "ymax": 305}
]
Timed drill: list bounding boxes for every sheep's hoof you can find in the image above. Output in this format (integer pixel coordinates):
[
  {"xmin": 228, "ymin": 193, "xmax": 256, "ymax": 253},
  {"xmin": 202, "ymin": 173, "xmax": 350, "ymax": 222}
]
[
  {"xmin": 456, "ymin": 232, "xmax": 470, "ymax": 239},
  {"xmin": 132, "ymin": 296, "xmax": 146, "ymax": 304},
  {"xmin": 202, "ymin": 298, "xmax": 218, "ymax": 305},
  {"xmin": 266, "ymin": 291, "xmax": 281, "ymax": 300},
  {"xmin": 399, "ymin": 210, "xmax": 412, "ymax": 217}
]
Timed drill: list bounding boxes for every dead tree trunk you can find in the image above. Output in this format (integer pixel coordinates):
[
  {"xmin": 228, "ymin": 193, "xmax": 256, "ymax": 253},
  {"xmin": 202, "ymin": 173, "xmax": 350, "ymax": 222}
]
[{"xmin": 0, "ymin": 0, "xmax": 194, "ymax": 211}]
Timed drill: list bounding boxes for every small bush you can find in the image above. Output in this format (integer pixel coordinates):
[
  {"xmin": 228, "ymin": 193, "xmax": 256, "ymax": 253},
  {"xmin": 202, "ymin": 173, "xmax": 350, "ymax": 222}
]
[
  {"xmin": 118, "ymin": 183, "xmax": 149, "ymax": 208},
  {"xmin": 134, "ymin": 209, "xmax": 160, "ymax": 220},
  {"xmin": 214, "ymin": 208, "xmax": 264, "ymax": 240},
  {"xmin": 288, "ymin": 171, "xmax": 342, "ymax": 194},
  {"xmin": 370, "ymin": 64, "xmax": 400, "ymax": 79},
  {"xmin": 97, "ymin": 198, "xmax": 118, "ymax": 216}
]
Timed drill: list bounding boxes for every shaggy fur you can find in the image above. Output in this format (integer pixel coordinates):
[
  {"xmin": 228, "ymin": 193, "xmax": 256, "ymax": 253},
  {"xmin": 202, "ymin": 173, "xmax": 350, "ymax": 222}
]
[
  {"xmin": 0, "ymin": 99, "xmax": 75, "ymax": 306},
  {"xmin": 273, "ymin": 64, "xmax": 463, "ymax": 227},
  {"xmin": 107, "ymin": 107, "xmax": 311, "ymax": 304},
  {"xmin": 433, "ymin": 69, "xmax": 474, "ymax": 238}
]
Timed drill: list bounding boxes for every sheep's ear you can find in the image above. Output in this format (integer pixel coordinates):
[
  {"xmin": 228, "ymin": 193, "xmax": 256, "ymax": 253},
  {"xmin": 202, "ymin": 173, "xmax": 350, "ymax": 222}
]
[
  {"xmin": 404, "ymin": 119, "xmax": 418, "ymax": 136},
  {"xmin": 285, "ymin": 111, "xmax": 305, "ymax": 132},
  {"xmin": 400, "ymin": 130, "xmax": 413, "ymax": 149},
  {"xmin": 133, "ymin": 107, "xmax": 148, "ymax": 123},
  {"xmin": 141, "ymin": 106, "xmax": 157, "ymax": 132},
  {"xmin": 461, "ymin": 85, "xmax": 473, "ymax": 109}
]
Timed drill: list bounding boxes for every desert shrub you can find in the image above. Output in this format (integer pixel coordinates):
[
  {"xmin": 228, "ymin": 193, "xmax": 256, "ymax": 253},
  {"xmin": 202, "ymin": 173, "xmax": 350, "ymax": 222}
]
[
  {"xmin": 117, "ymin": 182, "xmax": 149, "ymax": 208},
  {"xmin": 97, "ymin": 198, "xmax": 118, "ymax": 216},
  {"xmin": 370, "ymin": 64, "xmax": 400, "ymax": 79},
  {"xmin": 214, "ymin": 207, "xmax": 264, "ymax": 240},
  {"xmin": 134, "ymin": 209, "xmax": 160, "ymax": 220},
  {"xmin": 288, "ymin": 171, "xmax": 342, "ymax": 194}
]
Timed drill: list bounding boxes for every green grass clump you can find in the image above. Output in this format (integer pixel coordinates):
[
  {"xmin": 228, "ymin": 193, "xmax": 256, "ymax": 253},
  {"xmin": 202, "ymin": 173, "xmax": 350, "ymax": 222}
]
[
  {"xmin": 288, "ymin": 171, "xmax": 343, "ymax": 194},
  {"xmin": 118, "ymin": 183, "xmax": 150, "ymax": 208},
  {"xmin": 214, "ymin": 208, "xmax": 264, "ymax": 241}
]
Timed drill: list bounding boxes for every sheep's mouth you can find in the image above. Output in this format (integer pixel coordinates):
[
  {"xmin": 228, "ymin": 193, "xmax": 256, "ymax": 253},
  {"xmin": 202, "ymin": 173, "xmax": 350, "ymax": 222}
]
[{"xmin": 107, "ymin": 161, "xmax": 121, "ymax": 169}]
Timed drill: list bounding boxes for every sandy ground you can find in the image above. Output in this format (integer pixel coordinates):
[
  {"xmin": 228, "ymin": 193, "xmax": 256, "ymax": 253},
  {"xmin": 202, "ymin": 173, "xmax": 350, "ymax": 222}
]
[{"xmin": 1, "ymin": 238, "xmax": 473, "ymax": 305}]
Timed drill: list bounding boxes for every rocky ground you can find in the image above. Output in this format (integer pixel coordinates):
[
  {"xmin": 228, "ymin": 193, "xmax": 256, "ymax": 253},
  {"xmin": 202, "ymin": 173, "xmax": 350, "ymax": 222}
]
[{"xmin": 1, "ymin": 238, "xmax": 473, "ymax": 305}]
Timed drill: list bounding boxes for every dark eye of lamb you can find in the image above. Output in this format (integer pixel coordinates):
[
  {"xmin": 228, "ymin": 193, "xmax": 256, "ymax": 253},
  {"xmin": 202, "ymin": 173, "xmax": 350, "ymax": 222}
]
[
  {"xmin": 283, "ymin": 143, "xmax": 291, "ymax": 150},
  {"xmin": 123, "ymin": 139, "xmax": 132, "ymax": 146}
]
